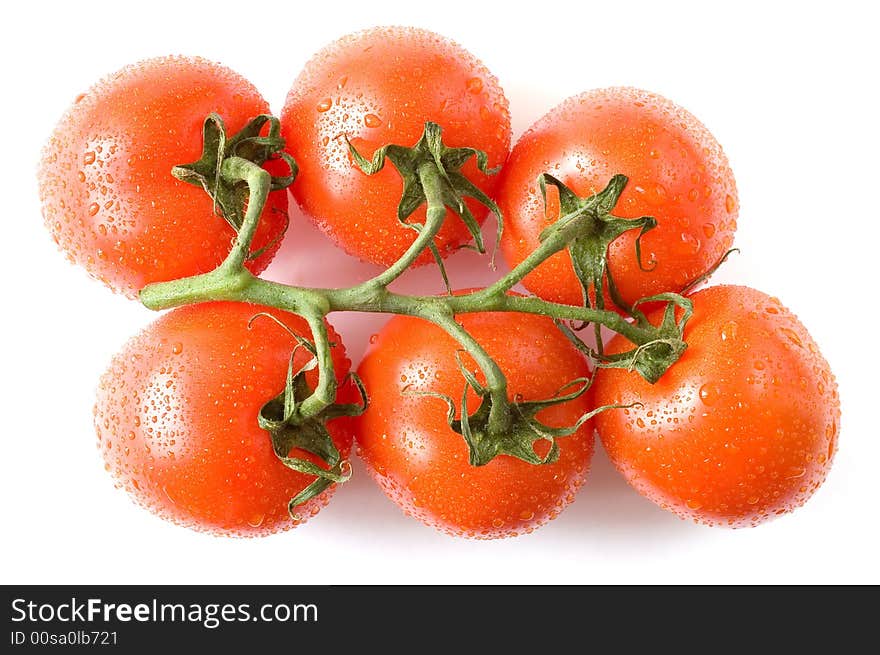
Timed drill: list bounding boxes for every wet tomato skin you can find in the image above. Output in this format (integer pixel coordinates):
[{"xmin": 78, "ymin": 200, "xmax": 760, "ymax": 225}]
[
  {"xmin": 95, "ymin": 302, "xmax": 353, "ymax": 537},
  {"xmin": 39, "ymin": 56, "xmax": 288, "ymax": 298},
  {"xmin": 281, "ymin": 26, "xmax": 511, "ymax": 267},
  {"xmin": 499, "ymin": 87, "xmax": 738, "ymax": 309},
  {"xmin": 593, "ymin": 285, "xmax": 839, "ymax": 527},
  {"xmin": 355, "ymin": 308, "xmax": 594, "ymax": 539}
]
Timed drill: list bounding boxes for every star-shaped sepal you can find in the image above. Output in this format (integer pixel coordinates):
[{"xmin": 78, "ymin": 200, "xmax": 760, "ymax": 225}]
[
  {"xmin": 347, "ymin": 121, "xmax": 503, "ymax": 289},
  {"xmin": 410, "ymin": 354, "xmax": 628, "ymax": 467},
  {"xmin": 253, "ymin": 316, "xmax": 367, "ymax": 516},
  {"xmin": 538, "ymin": 174, "xmax": 657, "ymax": 316},
  {"xmin": 171, "ymin": 113, "xmax": 298, "ymax": 258},
  {"xmin": 558, "ymin": 292, "xmax": 693, "ymax": 384}
]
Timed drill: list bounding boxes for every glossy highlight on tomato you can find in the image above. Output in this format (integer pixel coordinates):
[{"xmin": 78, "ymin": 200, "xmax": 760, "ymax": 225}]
[
  {"xmin": 355, "ymin": 307, "xmax": 594, "ymax": 538},
  {"xmin": 38, "ymin": 56, "xmax": 288, "ymax": 298},
  {"xmin": 94, "ymin": 302, "xmax": 353, "ymax": 537},
  {"xmin": 499, "ymin": 87, "xmax": 738, "ymax": 309},
  {"xmin": 593, "ymin": 285, "xmax": 839, "ymax": 527},
  {"xmin": 281, "ymin": 26, "xmax": 511, "ymax": 266}
]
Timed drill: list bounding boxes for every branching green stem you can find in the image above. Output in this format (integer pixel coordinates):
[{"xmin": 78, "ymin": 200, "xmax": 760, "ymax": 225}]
[
  {"xmin": 141, "ymin": 270, "xmax": 667, "ymax": 428},
  {"xmin": 297, "ymin": 310, "xmax": 336, "ymax": 418},
  {"xmin": 355, "ymin": 161, "xmax": 449, "ymax": 290},
  {"xmin": 134, "ymin": 116, "xmax": 702, "ymax": 509},
  {"xmin": 219, "ymin": 157, "xmax": 271, "ymax": 273},
  {"xmin": 481, "ymin": 215, "xmax": 571, "ymax": 296},
  {"xmin": 140, "ymin": 121, "xmax": 690, "ymax": 437},
  {"xmin": 431, "ymin": 314, "xmax": 511, "ymax": 434}
]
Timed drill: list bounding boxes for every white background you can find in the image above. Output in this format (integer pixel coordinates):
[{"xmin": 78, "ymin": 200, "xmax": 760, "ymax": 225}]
[{"xmin": 3, "ymin": 0, "xmax": 878, "ymax": 584}]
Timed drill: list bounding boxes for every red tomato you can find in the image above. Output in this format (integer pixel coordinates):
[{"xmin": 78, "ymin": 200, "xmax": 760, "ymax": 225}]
[
  {"xmin": 593, "ymin": 285, "xmax": 839, "ymax": 527},
  {"xmin": 355, "ymin": 307, "xmax": 594, "ymax": 538},
  {"xmin": 281, "ymin": 27, "xmax": 511, "ymax": 266},
  {"xmin": 499, "ymin": 87, "xmax": 738, "ymax": 309},
  {"xmin": 39, "ymin": 56, "xmax": 288, "ymax": 298},
  {"xmin": 94, "ymin": 302, "xmax": 353, "ymax": 537}
]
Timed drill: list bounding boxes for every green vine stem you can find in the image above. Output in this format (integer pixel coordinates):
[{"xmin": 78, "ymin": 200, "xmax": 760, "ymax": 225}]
[
  {"xmin": 141, "ymin": 271, "xmax": 666, "ymax": 357},
  {"xmin": 297, "ymin": 310, "xmax": 337, "ymax": 418},
  {"xmin": 217, "ymin": 157, "xmax": 271, "ymax": 273},
  {"xmin": 432, "ymin": 313, "xmax": 511, "ymax": 435},
  {"xmin": 139, "ymin": 119, "xmax": 695, "ymax": 509},
  {"xmin": 358, "ymin": 160, "xmax": 451, "ymax": 290}
]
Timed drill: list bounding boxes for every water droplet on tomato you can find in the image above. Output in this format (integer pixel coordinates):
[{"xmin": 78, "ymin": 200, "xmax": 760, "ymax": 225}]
[
  {"xmin": 492, "ymin": 518, "xmax": 504, "ymax": 529},
  {"xmin": 721, "ymin": 320, "xmax": 738, "ymax": 341},
  {"xmin": 519, "ymin": 510, "xmax": 535, "ymax": 521},
  {"xmin": 725, "ymin": 194, "xmax": 736, "ymax": 214},
  {"xmin": 88, "ymin": 203, "xmax": 99, "ymax": 217},
  {"xmin": 686, "ymin": 499, "xmax": 703, "ymax": 510},
  {"xmin": 687, "ymin": 188, "xmax": 699, "ymax": 202},
  {"xmin": 678, "ymin": 232, "xmax": 701, "ymax": 254},
  {"xmin": 746, "ymin": 495, "xmax": 760, "ymax": 505},
  {"xmin": 171, "ymin": 342, "xmax": 183, "ymax": 355},
  {"xmin": 779, "ymin": 327, "xmax": 803, "ymax": 348},
  {"xmin": 316, "ymin": 98, "xmax": 332, "ymax": 113},
  {"xmin": 701, "ymin": 222, "xmax": 716, "ymax": 238},
  {"xmin": 247, "ymin": 513, "xmax": 265, "ymax": 528},
  {"xmin": 826, "ymin": 421, "xmax": 836, "ymax": 439},
  {"xmin": 466, "ymin": 77, "xmax": 483, "ymax": 94},
  {"xmin": 785, "ymin": 467, "xmax": 806, "ymax": 479},
  {"xmin": 369, "ymin": 334, "xmax": 378, "ymax": 344},
  {"xmin": 364, "ymin": 113, "xmax": 381, "ymax": 128},
  {"xmin": 648, "ymin": 149, "xmax": 660, "ymax": 159},
  {"xmin": 162, "ymin": 486, "xmax": 177, "ymax": 505},
  {"xmin": 83, "ymin": 151, "xmax": 96, "ymax": 165},
  {"xmin": 699, "ymin": 384, "xmax": 720, "ymax": 405}
]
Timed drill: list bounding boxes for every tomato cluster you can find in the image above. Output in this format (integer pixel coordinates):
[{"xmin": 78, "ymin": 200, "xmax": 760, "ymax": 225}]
[{"xmin": 39, "ymin": 27, "xmax": 839, "ymax": 539}]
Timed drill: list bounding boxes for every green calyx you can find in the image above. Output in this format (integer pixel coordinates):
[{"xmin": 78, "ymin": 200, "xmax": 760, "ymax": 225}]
[
  {"xmin": 537, "ymin": 173, "xmax": 694, "ymax": 371},
  {"xmin": 172, "ymin": 113, "xmax": 297, "ymax": 259},
  {"xmin": 411, "ymin": 354, "xmax": 619, "ymax": 467},
  {"xmin": 347, "ymin": 121, "xmax": 503, "ymax": 290},
  {"xmin": 251, "ymin": 314, "xmax": 366, "ymax": 515},
  {"xmin": 559, "ymin": 292, "xmax": 693, "ymax": 384},
  {"xmin": 539, "ymin": 174, "xmax": 656, "ymax": 317}
]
